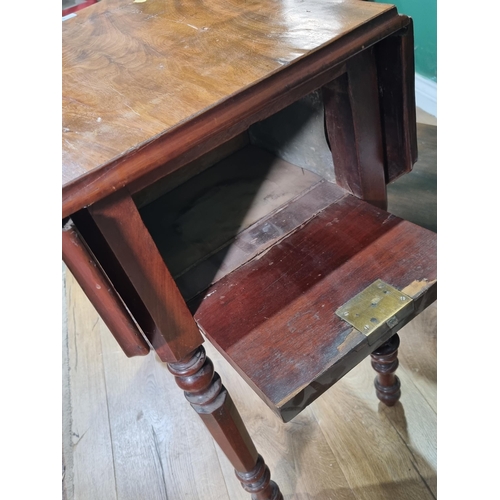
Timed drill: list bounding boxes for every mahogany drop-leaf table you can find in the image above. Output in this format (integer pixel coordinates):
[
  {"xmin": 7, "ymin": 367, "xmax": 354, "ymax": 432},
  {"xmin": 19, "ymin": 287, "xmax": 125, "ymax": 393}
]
[{"xmin": 62, "ymin": 1, "xmax": 436, "ymax": 498}]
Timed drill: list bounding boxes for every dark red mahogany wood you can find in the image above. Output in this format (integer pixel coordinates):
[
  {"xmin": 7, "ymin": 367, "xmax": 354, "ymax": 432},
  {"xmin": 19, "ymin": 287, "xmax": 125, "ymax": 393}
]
[
  {"xmin": 323, "ymin": 47, "xmax": 387, "ymax": 210},
  {"xmin": 235, "ymin": 455, "xmax": 284, "ymax": 500},
  {"xmin": 192, "ymin": 193, "xmax": 437, "ymax": 422},
  {"xmin": 375, "ymin": 21, "xmax": 418, "ymax": 183},
  {"xmin": 88, "ymin": 190, "xmax": 203, "ymax": 363},
  {"xmin": 62, "ymin": 2, "xmax": 427, "ymax": 497},
  {"xmin": 88, "ymin": 186, "xmax": 283, "ymax": 499},
  {"xmin": 62, "ymin": 220, "xmax": 149, "ymax": 357},
  {"xmin": 72, "ymin": 209, "xmax": 160, "ymax": 352},
  {"xmin": 62, "ymin": 0, "xmax": 410, "ymax": 218},
  {"xmin": 168, "ymin": 346, "xmax": 283, "ymax": 500},
  {"xmin": 371, "ymin": 333, "xmax": 402, "ymax": 406}
]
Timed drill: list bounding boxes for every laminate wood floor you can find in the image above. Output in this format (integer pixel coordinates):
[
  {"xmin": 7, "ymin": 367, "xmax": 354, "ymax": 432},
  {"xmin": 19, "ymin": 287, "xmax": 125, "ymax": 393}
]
[{"xmin": 62, "ymin": 118, "xmax": 437, "ymax": 500}]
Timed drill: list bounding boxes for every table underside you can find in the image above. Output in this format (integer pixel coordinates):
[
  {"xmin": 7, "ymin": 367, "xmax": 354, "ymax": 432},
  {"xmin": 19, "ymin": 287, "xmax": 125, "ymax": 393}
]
[{"xmin": 139, "ymin": 143, "xmax": 436, "ymax": 421}]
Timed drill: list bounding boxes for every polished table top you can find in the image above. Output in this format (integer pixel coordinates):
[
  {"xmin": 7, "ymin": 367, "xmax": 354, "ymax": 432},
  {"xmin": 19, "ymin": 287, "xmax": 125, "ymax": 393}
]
[
  {"xmin": 62, "ymin": 0, "xmax": 403, "ymax": 217},
  {"xmin": 61, "ymin": 4, "xmax": 431, "ymax": 488}
]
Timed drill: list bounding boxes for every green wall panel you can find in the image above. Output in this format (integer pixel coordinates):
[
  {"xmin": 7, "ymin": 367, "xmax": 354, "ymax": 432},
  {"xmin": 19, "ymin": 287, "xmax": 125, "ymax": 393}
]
[{"xmin": 377, "ymin": 0, "xmax": 437, "ymax": 81}]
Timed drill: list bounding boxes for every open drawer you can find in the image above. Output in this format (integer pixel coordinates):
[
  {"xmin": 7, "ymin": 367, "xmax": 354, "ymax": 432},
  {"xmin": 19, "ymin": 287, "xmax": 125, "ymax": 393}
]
[{"xmin": 139, "ymin": 142, "xmax": 436, "ymax": 423}]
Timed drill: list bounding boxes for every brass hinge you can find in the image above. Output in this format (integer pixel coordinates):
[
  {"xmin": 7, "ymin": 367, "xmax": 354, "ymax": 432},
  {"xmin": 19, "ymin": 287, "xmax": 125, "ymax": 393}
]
[{"xmin": 336, "ymin": 280, "xmax": 413, "ymax": 341}]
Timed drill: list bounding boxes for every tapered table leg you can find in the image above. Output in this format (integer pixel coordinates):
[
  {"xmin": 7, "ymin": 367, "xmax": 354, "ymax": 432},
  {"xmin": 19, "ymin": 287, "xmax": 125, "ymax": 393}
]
[
  {"xmin": 89, "ymin": 190, "xmax": 283, "ymax": 498},
  {"xmin": 371, "ymin": 333, "xmax": 401, "ymax": 406},
  {"xmin": 168, "ymin": 346, "xmax": 283, "ymax": 500}
]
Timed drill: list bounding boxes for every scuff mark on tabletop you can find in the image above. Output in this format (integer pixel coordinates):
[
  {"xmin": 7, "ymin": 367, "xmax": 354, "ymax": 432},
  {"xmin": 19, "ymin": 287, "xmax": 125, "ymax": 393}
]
[{"xmin": 124, "ymin": 103, "xmax": 141, "ymax": 117}]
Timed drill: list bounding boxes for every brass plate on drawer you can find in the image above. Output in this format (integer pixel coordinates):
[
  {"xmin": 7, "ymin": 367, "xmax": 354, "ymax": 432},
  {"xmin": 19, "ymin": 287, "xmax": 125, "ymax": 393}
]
[{"xmin": 336, "ymin": 280, "xmax": 414, "ymax": 336}]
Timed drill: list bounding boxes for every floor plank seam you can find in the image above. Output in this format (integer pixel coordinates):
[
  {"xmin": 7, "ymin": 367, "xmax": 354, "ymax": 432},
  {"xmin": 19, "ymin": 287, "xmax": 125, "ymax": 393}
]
[
  {"xmin": 151, "ymin": 424, "xmax": 170, "ymax": 499},
  {"xmin": 71, "ymin": 303, "xmax": 79, "ymax": 373},
  {"xmin": 212, "ymin": 440, "xmax": 232, "ymax": 500},
  {"xmin": 409, "ymin": 376, "xmax": 437, "ymax": 416},
  {"xmin": 62, "ymin": 266, "xmax": 75, "ymax": 500},
  {"xmin": 384, "ymin": 409, "xmax": 436, "ymax": 499},
  {"xmin": 100, "ymin": 329, "xmax": 120, "ymax": 500},
  {"xmin": 309, "ymin": 404, "xmax": 358, "ymax": 499}
]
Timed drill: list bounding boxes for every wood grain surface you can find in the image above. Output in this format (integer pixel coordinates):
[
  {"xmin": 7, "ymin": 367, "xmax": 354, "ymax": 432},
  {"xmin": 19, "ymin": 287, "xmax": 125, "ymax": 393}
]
[
  {"xmin": 375, "ymin": 22, "xmax": 417, "ymax": 183},
  {"xmin": 139, "ymin": 145, "xmax": 322, "ymax": 283},
  {"xmin": 62, "ymin": 0, "xmax": 408, "ymax": 217},
  {"xmin": 62, "ymin": 119, "xmax": 437, "ymax": 498},
  {"xmin": 323, "ymin": 47, "xmax": 387, "ymax": 209},
  {"xmin": 62, "ymin": 221, "xmax": 150, "ymax": 357},
  {"xmin": 193, "ymin": 193, "xmax": 436, "ymax": 420},
  {"xmin": 61, "ymin": 1, "xmax": 433, "ymax": 492},
  {"xmin": 71, "ymin": 208, "xmax": 161, "ymax": 352},
  {"xmin": 89, "ymin": 191, "xmax": 203, "ymax": 363},
  {"xmin": 63, "ymin": 270, "xmax": 436, "ymax": 499},
  {"xmin": 171, "ymin": 181, "xmax": 346, "ymax": 302}
]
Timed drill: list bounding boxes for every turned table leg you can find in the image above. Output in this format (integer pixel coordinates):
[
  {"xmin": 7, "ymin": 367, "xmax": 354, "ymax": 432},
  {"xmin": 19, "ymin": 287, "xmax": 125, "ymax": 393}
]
[
  {"xmin": 89, "ymin": 190, "xmax": 283, "ymax": 499},
  {"xmin": 168, "ymin": 346, "xmax": 283, "ymax": 500},
  {"xmin": 371, "ymin": 333, "xmax": 401, "ymax": 406}
]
